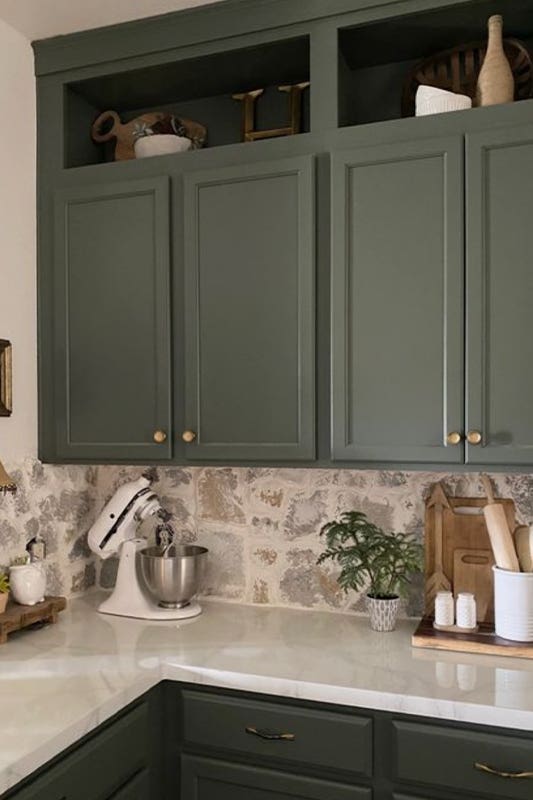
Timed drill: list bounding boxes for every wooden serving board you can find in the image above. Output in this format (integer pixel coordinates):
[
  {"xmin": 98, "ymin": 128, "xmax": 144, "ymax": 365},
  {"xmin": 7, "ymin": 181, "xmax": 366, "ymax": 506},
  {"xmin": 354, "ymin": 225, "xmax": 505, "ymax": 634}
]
[
  {"xmin": 413, "ymin": 616, "xmax": 533, "ymax": 660},
  {"xmin": 0, "ymin": 596, "xmax": 66, "ymax": 644},
  {"xmin": 424, "ymin": 482, "xmax": 516, "ymax": 622}
]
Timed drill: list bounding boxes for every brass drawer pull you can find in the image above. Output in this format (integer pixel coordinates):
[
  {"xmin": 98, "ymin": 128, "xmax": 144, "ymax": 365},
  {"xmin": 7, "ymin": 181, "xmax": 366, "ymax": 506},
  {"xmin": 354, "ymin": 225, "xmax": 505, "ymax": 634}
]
[
  {"xmin": 246, "ymin": 726, "xmax": 295, "ymax": 741},
  {"xmin": 475, "ymin": 761, "xmax": 533, "ymax": 779}
]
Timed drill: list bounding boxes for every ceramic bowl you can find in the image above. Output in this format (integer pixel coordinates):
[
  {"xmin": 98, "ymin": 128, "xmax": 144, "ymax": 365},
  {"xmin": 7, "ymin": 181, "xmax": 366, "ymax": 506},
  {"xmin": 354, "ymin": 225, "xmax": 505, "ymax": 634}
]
[
  {"xmin": 134, "ymin": 134, "xmax": 192, "ymax": 158},
  {"xmin": 415, "ymin": 85, "xmax": 472, "ymax": 116}
]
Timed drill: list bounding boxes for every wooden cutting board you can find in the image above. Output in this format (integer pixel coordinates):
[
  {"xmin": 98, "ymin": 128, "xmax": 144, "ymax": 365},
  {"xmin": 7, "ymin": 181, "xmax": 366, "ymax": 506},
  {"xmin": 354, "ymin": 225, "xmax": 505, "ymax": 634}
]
[
  {"xmin": 453, "ymin": 548, "xmax": 495, "ymax": 622},
  {"xmin": 424, "ymin": 482, "xmax": 516, "ymax": 622}
]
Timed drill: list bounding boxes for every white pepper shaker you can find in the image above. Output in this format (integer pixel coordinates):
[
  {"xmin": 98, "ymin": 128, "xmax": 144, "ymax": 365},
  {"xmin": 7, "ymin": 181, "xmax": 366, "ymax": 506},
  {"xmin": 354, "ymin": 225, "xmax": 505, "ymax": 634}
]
[
  {"xmin": 434, "ymin": 591, "xmax": 454, "ymax": 627},
  {"xmin": 456, "ymin": 593, "xmax": 477, "ymax": 629}
]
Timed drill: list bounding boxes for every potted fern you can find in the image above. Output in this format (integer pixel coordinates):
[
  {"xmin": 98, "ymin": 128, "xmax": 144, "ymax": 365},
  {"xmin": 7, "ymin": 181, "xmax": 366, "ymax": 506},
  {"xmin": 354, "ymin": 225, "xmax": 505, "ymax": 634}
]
[
  {"xmin": 0, "ymin": 572, "xmax": 10, "ymax": 614},
  {"xmin": 318, "ymin": 511, "xmax": 423, "ymax": 631}
]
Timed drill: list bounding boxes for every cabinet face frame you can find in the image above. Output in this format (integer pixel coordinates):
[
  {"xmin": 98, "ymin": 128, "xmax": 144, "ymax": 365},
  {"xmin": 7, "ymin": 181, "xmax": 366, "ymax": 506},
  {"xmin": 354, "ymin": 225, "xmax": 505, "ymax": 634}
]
[
  {"xmin": 330, "ymin": 135, "xmax": 465, "ymax": 464},
  {"xmin": 182, "ymin": 155, "xmax": 316, "ymax": 462}
]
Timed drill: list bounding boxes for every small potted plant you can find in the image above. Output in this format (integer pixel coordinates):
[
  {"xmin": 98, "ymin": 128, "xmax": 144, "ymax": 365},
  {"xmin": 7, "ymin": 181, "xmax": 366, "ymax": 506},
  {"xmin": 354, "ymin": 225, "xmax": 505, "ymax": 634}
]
[
  {"xmin": 0, "ymin": 572, "xmax": 10, "ymax": 613},
  {"xmin": 317, "ymin": 511, "xmax": 423, "ymax": 631}
]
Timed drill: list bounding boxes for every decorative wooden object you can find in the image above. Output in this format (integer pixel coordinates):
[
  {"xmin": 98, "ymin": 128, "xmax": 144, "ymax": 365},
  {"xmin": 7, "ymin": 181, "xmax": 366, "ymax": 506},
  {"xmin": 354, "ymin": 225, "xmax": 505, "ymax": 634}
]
[
  {"xmin": 91, "ymin": 111, "xmax": 207, "ymax": 161},
  {"xmin": 0, "ymin": 458, "xmax": 16, "ymax": 494},
  {"xmin": 476, "ymin": 15, "xmax": 515, "ymax": 107},
  {"xmin": 402, "ymin": 37, "xmax": 532, "ymax": 116},
  {"xmin": 233, "ymin": 82, "xmax": 310, "ymax": 142},
  {"xmin": 425, "ymin": 484, "xmax": 452, "ymax": 608},
  {"xmin": 413, "ymin": 616, "xmax": 533, "ymax": 660},
  {"xmin": 0, "ymin": 596, "xmax": 66, "ymax": 644},
  {"xmin": 0, "ymin": 339, "xmax": 12, "ymax": 416},
  {"xmin": 423, "ymin": 481, "xmax": 516, "ymax": 622}
]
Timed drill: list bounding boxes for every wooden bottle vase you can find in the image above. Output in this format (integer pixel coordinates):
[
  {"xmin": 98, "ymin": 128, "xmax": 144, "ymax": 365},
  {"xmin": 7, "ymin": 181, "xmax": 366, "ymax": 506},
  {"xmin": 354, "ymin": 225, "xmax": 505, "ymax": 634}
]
[{"xmin": 476, "ymin": 15, "xmax": 515, "ymax": 107}]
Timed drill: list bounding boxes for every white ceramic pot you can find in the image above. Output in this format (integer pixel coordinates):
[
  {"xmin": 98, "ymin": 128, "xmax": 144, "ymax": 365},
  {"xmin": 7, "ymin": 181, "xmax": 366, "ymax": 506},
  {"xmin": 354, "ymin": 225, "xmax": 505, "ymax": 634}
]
[
  {"xmin": 10, "ymin": 563, "xmax": 46, "ymax": 606},
  {"xmin": 366, "ymin": 595, "xmax": 400, "ymax": 632},
  {"xmin": 415, "ymin": 85, "xmax": 472, "ymax": 116},
  {"xmin": 134, "ymin": 135, "xmax": 192, "ymax": 158},
  {"xmin": 493, "ymin": 566, "xmax": 533, "ymax": 641}
]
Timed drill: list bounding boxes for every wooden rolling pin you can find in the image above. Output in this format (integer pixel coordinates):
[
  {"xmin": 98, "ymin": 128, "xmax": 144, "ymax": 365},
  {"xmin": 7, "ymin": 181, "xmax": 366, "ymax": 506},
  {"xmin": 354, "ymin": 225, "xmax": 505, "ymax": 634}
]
[{"xmin": 481, "ymin": 475, "xmax": 520, "ymax": 571}]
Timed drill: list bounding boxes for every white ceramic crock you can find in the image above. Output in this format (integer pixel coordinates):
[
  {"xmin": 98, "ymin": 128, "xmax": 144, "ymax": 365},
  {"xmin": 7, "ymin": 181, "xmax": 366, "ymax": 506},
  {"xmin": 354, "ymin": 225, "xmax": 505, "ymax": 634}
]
[
  {"xmin": 415, "ymin": 85, "xmax": 472, "ymax": 116},
  {"xmin": 10, "ymin": 563, "xmax": 46, "ymax": 606},
  {"xmin": 493, "ymin": 566, "xmax": 533, "ymax": 641},
  {"xmin": 134, "ymin": 135, "xmax": 191, "ymax": 158}
]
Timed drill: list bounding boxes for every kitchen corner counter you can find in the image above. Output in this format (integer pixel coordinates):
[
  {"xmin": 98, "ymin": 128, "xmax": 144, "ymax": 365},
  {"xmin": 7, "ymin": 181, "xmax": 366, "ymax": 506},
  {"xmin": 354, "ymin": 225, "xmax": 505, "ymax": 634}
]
[{"xmin": 2, "ymin": 594, "xmax": 533, "ymax": 795}]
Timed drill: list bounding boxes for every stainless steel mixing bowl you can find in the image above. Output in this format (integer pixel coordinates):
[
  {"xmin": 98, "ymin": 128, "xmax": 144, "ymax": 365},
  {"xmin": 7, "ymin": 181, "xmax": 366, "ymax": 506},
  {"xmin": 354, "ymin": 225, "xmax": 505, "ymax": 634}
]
[{"xmin": 139, "ymin": 545, "xmax": 208, "ymax": 609}]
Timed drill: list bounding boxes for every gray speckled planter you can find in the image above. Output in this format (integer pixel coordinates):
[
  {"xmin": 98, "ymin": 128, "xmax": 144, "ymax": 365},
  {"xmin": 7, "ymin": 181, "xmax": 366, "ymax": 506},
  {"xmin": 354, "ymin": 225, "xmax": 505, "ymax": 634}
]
[{"xmin": 366, "ymin": 595, "xmax": 400, "ymax": 632}]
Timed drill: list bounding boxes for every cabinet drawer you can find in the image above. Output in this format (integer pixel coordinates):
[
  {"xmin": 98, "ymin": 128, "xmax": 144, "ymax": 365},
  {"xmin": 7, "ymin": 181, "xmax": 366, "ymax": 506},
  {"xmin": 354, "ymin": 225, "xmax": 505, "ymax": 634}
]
[
  {"xmin": 181, "ymin": 755, "xmax": 372, "ymax": 800},
  {"xmin": 393, "ymin": 720, "xmax": 533, "ymax": 799},
  {"xmin": 182, "ymin": 692, "xmax": 372, "ymax": 778}
]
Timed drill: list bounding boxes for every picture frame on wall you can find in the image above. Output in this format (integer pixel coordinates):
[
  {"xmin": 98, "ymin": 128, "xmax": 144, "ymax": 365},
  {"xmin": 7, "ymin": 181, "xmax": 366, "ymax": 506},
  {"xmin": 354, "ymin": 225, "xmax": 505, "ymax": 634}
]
[{"xmin": 0, "ymin": 340, "xmax": 12, "ymax": 416}]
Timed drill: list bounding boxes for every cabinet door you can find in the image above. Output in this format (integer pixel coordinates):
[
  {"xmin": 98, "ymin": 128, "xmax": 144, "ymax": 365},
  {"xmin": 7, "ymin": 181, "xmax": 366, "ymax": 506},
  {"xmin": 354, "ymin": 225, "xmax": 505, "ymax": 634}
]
[
  {"xmin": 467, "ymin": 125, "xmax": 533, "ymax": 465},
  {"xmin": 105, "ymin": 769, "xmax": 150, "ymax": 800},
  {"xmin": 50, "ymin": 178, "xmax": 172, "ymax": 461},
  {"xmin": 183, "ymin": 157, "xmax": 315, "ymax": 461},
  {"xmin": 181, "ymin": 756, "xmax": 371, "ymax": 800},
  {"xmin": 331, "ymin": 137, "xmax": 464, "ymax": 464}
]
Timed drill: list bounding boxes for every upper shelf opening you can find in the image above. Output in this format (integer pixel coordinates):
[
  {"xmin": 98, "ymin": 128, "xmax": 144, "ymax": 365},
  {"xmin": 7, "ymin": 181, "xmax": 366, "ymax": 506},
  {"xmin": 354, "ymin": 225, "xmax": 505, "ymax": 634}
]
[
  {"xmin": 65, "ymin": 36, "xmax": 310, "ymax": 169},
  {"xmin": 338, "ymin": 0, "xmax": 533, "ymax": 129}
]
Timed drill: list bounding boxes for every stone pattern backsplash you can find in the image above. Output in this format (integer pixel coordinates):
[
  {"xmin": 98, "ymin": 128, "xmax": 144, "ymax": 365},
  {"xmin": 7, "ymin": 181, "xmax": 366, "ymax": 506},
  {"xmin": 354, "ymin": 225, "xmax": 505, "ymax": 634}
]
[
  {"xmin": 95, "ymin": 466, "xmax": 533, "ymax": 616},
  {"xmin": 0, "ymin": 459, "xmax": 98, "ymax": 596},
  {"xmin": 3, "ymin": 460, "xmax": 533, "ymax": 614}
]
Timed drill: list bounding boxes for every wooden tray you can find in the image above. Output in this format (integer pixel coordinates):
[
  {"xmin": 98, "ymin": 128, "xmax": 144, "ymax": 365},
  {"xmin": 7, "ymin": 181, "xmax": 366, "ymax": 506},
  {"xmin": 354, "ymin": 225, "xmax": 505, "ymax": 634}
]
[
  {"xmin": 0, "ymin": 596, "xmax": 66, "ymax": 644},
  {"xmin": 413, "ymin": 616, "xmax": 533, "ymax": 660}
]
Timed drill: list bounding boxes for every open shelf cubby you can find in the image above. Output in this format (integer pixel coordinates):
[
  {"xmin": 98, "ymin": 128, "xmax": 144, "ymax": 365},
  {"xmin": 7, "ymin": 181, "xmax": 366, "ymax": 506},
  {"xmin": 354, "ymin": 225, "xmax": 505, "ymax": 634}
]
[
  {"xmin": 65, "ymin": 36, "xmax": 310, "ymax": 169},
  {"xmin": 338, "ymin": 0, "xmax": 533, "ymax": 129}
]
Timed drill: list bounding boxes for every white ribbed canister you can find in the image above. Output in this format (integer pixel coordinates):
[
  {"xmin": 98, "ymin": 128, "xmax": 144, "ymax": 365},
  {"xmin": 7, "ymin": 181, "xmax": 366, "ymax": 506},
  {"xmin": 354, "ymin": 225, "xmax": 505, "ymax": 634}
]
[
  {"xmin": 494, "ymin": 566, "xmax": 533, "ymax": 641},
  {"xmin": 456, "ymin": 593, "xmax": 477, "ymax": 630},
  {"xmin": 434, "ymin": 591, "xmax": 454, "ymax": 627}
]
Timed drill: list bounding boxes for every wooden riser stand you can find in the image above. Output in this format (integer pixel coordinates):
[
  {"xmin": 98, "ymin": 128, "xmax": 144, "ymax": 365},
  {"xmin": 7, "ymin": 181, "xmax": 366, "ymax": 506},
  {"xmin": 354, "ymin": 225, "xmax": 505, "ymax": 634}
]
[{"xmin": 0, "ymin": 596, "xmax": 66, "ymax": 644}]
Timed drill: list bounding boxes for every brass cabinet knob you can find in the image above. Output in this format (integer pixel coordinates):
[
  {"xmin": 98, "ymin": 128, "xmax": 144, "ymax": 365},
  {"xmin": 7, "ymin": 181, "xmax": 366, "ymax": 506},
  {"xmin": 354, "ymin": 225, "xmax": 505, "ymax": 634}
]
[
  {"xmin": 446, "ymin": 432, "xmax": 462, "ymax": 446},
  {"xmin": 182, "ymin": 430, "xmax": 197, "ymax": 443},
  {"xmin": 153, "ymin": 430, "xmax": 167, "ymax": 444},
  {"xmin": 467, "ymin": 430, "xmax": 482, "ymax": 445}
]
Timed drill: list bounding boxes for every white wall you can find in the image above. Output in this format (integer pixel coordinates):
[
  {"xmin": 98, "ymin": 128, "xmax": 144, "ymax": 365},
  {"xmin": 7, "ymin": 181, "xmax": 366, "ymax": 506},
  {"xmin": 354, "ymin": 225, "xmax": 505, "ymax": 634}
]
[{"xmin": 0, "ymin": 18, "xmax": 36, "ymax": 460}]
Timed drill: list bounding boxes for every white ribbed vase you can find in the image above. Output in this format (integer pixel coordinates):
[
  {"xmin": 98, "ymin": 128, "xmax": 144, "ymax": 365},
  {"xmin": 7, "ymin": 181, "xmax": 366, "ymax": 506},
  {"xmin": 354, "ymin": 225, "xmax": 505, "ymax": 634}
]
[{"xmin": 366, "ymin": 595, "xmax": 400, "ymax": 632}]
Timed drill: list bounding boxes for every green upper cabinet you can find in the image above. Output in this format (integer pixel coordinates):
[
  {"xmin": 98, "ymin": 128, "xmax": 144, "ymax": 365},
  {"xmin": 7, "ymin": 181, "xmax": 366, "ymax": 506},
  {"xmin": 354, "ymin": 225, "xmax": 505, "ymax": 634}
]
[
  {"xmin": 49, "ymin": 177, "xmax": 172, "ymax": 461},
  {"xmin": 331, "ymin": 137, "xmax": 464, "ymax": 464},
  {"xmin": 182, "ymin": 156, "xmax": 315, "ymax": 461},
  {"xmin": 466, "ymin": 125, "xmax": 533, "ymax": 466}
]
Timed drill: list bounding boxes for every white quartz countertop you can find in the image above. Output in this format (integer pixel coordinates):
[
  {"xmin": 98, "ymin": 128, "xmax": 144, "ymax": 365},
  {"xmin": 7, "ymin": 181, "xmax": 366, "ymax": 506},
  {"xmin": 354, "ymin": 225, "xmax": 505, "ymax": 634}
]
[{"xmin": 2, "ymin": 594, "xmax": 533, "ymax": 795}]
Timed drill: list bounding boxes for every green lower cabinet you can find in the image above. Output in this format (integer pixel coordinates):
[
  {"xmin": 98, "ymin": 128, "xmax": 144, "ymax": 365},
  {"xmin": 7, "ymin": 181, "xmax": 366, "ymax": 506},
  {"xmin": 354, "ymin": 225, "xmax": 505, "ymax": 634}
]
[
  {"xmin": 180, "ymin": 755, "xmax": 371, "ymax": 800},
  {"xmin": 47, "ymin": 177, "xmax": 172, "ymax": 462},
  {"xmin": 466, "ymin": 124, "xmax": 533, "ymax": 466},
  {"xmin": 183, "ymin": 156, "xmax": 316, "ymax": 461},
  {"xmin": 106, "ymin": 770, "xmax": 150, "ymax": 800},
  {"xmin": 331, "ymin": 136, "xmax": 464, "ymax": 464}
]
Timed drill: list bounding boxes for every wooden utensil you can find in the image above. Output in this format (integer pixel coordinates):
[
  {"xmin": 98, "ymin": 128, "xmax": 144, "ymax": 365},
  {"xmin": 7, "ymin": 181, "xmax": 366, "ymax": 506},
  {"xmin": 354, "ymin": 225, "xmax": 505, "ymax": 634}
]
[
  {"xmin": 480, "ymin": 475, "xmax": 520, "ymax": 571},
  {"xmin": 514, "ymin": 525, "xmax": 533, "ymax": 572},
  {"xmin": 453, "ymin": 548, "xmax": 495, "ymax": 622},
  {"xmin": 426, "ymin": 482, "xmax": 452, "ymax": 610}
]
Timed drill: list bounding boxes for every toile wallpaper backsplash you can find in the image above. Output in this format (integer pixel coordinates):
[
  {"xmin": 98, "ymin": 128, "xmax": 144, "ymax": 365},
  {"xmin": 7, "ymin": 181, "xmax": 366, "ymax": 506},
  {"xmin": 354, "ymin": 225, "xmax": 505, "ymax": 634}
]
[{"xmin": 3, "ymin": 459, "xmax": 533, "ymax": 617}]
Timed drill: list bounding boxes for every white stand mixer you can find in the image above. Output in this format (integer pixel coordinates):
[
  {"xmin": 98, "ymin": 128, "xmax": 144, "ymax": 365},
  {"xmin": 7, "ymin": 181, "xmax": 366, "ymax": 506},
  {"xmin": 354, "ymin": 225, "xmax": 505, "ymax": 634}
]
[{"xmin": 88, "ymin": 476, "xmax": 204, "ymax": 621}]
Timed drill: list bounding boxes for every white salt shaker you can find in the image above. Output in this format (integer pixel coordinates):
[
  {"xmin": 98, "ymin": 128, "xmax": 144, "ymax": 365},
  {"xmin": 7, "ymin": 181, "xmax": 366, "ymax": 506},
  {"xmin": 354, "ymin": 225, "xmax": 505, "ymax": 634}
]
[
  {"xmin": 435, "ymin": 591, "xmax": 454, "ymax": 627},
  {"xmin": 456, "ymin": 593, "xmax": 477, "ymax": 629}
]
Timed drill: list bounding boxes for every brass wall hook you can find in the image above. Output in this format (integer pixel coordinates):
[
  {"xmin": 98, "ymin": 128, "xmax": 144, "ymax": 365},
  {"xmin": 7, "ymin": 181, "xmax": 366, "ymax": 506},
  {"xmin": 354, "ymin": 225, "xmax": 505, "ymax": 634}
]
[{"xmin": 0, "ymin": 459, "xmax": 16, "ymax": 494}]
